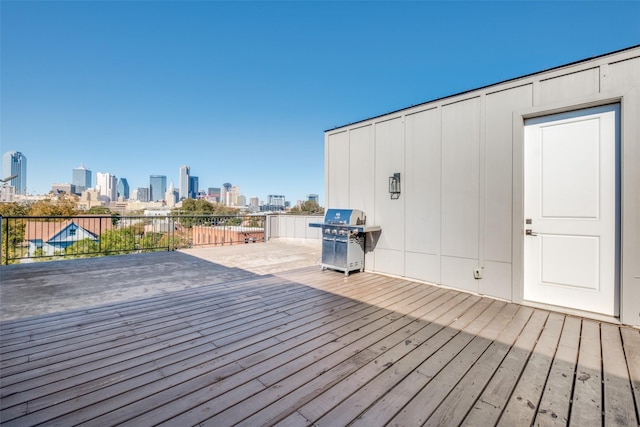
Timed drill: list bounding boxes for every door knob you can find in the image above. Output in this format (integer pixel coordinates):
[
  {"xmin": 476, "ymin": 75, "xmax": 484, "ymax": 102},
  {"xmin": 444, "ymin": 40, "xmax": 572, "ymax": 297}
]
[{"xmin": 525, "ymin": 229, "xmax": 538, "ymax": 236}]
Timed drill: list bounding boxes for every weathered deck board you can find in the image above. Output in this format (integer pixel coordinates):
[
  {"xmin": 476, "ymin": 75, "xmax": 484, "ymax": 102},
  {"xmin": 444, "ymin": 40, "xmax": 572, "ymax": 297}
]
[
  {"xmin": 1, "ymin": 263, "xmax": 638, "ymax": 427},
  {"xmin": 422, "ymin": 305, "xmax": 534, "ymax": 426},
  {"xmin": 360, "ymin": 301, "xmax": 511, "ymax": 426},
  {"xmin": 120, "ymin": 281, "xmax": 442, "ymax": 426},
  {"xmin": 234, "ymin": 292, "xmax": 479, "ymax": 427},
  {"xmin": 620, "ymin": 327, "xmax": 640, "ymax": 423},
  {"xmin": 383, "ymin": 302, "xmax": 518, "ymax": 426},
  {"xmin": 601, "ymin": 323, "xmax": 638, "ymax": 426},
  {"xmin": 534, "ymin": 315, "xmax": 581, "ymax": 426},
  {"xmin": 460, "ymin": 308, "xmax": 549, "ymax": 426},
  {"xmin": 569, "ymin": 319, "xmax": 603, "ymax": 426},
  {"xmin": 497, "ymin": 312, "xmax": 565, "ymax": 425}
]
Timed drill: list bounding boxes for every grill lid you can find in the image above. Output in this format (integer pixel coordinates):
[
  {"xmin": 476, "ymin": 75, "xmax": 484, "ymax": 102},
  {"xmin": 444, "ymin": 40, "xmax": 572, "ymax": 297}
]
[
  {"xmin": 309, "ymin": 208, "xmax": 380, "ymax": 233},
  {"xmin": 323, "ymin": 209, "xmax": 365, "ymax": 226}
]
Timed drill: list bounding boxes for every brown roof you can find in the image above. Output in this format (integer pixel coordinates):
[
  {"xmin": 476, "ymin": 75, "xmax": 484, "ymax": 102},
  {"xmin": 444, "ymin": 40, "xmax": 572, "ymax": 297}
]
[{"xmin": 24, "ymin": 216, "xmax": 114, "ymax": 242}]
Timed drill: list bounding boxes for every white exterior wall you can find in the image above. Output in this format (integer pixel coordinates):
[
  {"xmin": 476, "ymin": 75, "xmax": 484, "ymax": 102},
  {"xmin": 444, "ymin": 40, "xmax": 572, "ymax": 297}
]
[
  {"xmin": 267, "ymin": 214, "xmax": 323, "ymax": 240},
  {"xmin": 325, "ymin": 47, "xmax": 640, "ymax": 326}
]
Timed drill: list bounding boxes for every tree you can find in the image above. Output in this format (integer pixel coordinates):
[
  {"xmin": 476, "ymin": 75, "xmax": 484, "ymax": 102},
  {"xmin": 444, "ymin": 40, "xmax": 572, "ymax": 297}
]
[
  {"xmin": 84, "ymin": 205, "xmax": 120, "ymax": 225},
  {"xmin": 0, "ymin": 203, "xmax": 28, "ymax": 264},
  {"xmin": 86, "ymin": 206, "xmax": 111, "ymax": 214},
  {"xmin": 65, "ymin": 228, "xmax": 136, "ymax": 257},
  {"xmin": 64, "ymin": 238, "xmax": 100, "ymax": 259},
  {"xmin": 100, "ymin": 228, "xmax": 136, "ymax": 254},
  {"xmin": 140, "ymin": 232, "xmax": 164, "ymax": 250},
  {"xmin": 176, "ymin": 199, "xmax": 239, "ymax": 216},
  {"xmin": 0, "ymin": 202, "xmax": 29, "ymax": 217},
  {"xmin": 290, "ymin": 201, "xmax": 324, "ymax": 215},
  {"xmin": 172, "ymin": 199, "xmax": 239, "ymax": 227},
  {"xmin": 246, "ymin": 216, "xmax": 264, "ymax": 228},
  {"xmin": 28, "ymin": 197, "xmax": 79, "ymax": 217}
]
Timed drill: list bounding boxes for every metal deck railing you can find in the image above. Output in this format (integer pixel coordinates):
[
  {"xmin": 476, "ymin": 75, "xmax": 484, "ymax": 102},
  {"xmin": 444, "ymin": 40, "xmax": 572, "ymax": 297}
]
[{"xmin": 0, "ymin": 214, "xmax": 266, "ymax": 265}]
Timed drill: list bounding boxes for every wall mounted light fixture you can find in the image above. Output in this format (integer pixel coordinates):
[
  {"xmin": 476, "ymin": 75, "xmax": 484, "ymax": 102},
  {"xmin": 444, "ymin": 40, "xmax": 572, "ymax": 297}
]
[{"xmin": 389, "ymin": 173, "xmax": 401, "ymax": 199}]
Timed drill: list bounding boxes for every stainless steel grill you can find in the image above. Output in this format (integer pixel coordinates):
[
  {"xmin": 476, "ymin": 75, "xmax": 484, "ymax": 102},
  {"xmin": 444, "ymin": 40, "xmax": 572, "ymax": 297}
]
[{"xmin": 309, "ymin": 209, "xmax": 380, "ymax": 276}]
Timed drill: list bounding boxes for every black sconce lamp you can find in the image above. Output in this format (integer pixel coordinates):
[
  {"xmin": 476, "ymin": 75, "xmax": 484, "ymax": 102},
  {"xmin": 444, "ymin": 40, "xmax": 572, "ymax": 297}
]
[{"xmin": 389, "ymin": 173, "xmax": 401, "ymax": 199}]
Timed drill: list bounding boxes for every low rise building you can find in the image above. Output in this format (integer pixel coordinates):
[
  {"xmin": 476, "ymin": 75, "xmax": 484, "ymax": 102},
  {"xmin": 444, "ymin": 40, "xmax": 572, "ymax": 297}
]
[{"xmin": 192, "ymin": 225, "xmax": 264, "ymax": 246}]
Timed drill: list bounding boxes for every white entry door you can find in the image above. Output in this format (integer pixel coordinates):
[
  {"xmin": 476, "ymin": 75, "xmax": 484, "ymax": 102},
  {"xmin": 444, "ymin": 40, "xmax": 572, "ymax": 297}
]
[{"xmin": 524, "ymin": 104, "xmax": 619, "ymax": 316}]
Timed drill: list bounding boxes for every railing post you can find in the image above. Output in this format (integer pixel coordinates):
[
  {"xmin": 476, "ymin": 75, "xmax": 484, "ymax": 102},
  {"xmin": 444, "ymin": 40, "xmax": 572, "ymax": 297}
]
[{"xmin": 168, "ymin": 215, "xmax": 173, "ymax": 251}]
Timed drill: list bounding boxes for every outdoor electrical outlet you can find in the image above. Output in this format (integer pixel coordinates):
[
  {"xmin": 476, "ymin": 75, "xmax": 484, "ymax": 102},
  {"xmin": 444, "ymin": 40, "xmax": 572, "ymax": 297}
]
[{"xmin": 473, "ymin": 267, "xmax": 483, "ymax": 279}]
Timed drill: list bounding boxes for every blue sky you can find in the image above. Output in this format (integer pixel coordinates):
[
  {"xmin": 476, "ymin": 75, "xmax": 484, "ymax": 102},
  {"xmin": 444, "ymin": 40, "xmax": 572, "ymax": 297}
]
[{"xmin": 2, "ymin": 1, "xmax": 639, "ymax": 204}]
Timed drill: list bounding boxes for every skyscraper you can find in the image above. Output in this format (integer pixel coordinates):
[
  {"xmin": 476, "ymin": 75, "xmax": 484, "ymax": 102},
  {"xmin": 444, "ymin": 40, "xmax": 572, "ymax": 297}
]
[
  {"xmin": 189, "ymin": 176, "xmax": 199, "ymax": 199},
  {"xmin": 165, "ymin": 182, "xmax": 178, "ymax": 206},
  {"xmin": 72, "ymin": 164, "xmax": 92, "ymax": 194},
  {"xmin": 263, "ymin": 195, "xmax": 286, "ymax": 212},
  {"xmin": 230, "ymin": 185, "xmax": 241, "ymax": 206},
  {"xmin": 2, "ymin": 151, "xmax": 27, "ymax": 195},
  {"xmin": 179, "ymin": 165, "xmax": 190, "ymax": 200},
  {"xmin": 96, "ymin": 172, "xmax": 118, "ymax": 202},
  {"xmin": 117, "ymin": 178, "xmax": 130, "ymax": 200},
  {"xmin": 222, "ymin": 183, "xmax": 232, "ymax": 206},
  {"xmin": 137, "ymin": 187, "xmax": 150, "ymax": 202},
  {"xmin": 149, "ymin": 175, "xmax": 167, "ymax": 201}
]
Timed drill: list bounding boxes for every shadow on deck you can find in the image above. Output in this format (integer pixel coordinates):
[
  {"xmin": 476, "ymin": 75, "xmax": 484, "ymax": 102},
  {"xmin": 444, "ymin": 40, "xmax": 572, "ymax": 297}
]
[{"xmin": 1, "ymin": 243, "xmax": 638, "ymax": 426}]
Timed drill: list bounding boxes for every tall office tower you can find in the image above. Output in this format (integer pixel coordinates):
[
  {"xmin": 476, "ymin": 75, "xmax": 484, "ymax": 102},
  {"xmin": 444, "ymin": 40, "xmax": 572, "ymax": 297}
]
[
  {"xmin": 2, "ymin": 151, "xmax": 27, "ymax": 194},
  {"xmin": 189, "ymin": 176, "xmax": 199, "ymax": 199},
  {"xmin": 307, "ymin": 194, "xmax": 319, "ymax": 203},
  {"xmin": 165, "ymin": 182, "xmax": 178, "ymax": 206},
  {"xmin": 96, "ymin": 172, "xmax": 118, "ymax": 202},
  {"xmin": 149, "ymin": 175, "xmax": 167, "ymax": 201},
  {"xmin": 179, "ymin": 165, "xmax": 190, "ymax": 200},
  {"xmin": 249, "ymin": 196, "xmax": 259, "ymax": 207},
  {"xmin": 72, "ymin": 163, "xmax": 92, "ymax": 194},
  {"xmin": 230, "ymin": 185, "xmax": 241, "ymax": 206},
  {"xmin": 267, "ymin": 195, "xmax": 286, "ymax": 207},
  {"xmin": 265, "ymin": 195, "xmax": 286, "ymax": 211},
  {"xmin": 207, "ymin": 187, "xmax": 221, "ymax": 203},
  {"xmin": 222, "ymin": 183, "xmax": 232, "ymax": 206},
  {"xmin": 117, "ymin": 178, "xmax": 130, "ymax": 200},
  {"xmin": 137, "ymin": 187, "xmax": 150, "ymax": 202}
]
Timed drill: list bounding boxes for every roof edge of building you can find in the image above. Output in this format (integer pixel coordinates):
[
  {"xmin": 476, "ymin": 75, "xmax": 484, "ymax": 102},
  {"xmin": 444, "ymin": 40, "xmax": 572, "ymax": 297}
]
[{"xmin": 325, "ymin": 44, "xmax": 640, "ymax": 133}]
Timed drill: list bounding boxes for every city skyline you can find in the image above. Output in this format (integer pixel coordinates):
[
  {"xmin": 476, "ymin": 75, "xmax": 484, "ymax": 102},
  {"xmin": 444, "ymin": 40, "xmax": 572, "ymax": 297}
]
[
  {"xmin": 0, "ymin": 150, "xmax": 320, "ymax": 205},
  {"xmin": 1, "ymin": 153, "xmax": 309, "ymax": 205}
]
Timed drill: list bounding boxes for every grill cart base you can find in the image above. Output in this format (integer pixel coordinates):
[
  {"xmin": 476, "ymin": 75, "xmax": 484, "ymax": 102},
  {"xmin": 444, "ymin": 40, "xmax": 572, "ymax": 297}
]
[{"xmin": 321, "ymin": 231, "xmax": 365, "ymax": 276}]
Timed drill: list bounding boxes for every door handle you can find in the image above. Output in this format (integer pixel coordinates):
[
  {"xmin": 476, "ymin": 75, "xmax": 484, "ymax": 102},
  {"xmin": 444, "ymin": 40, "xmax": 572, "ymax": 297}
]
[{"xmin": 525, "ymin": 229, "xmax": 538, "ymax": 236}]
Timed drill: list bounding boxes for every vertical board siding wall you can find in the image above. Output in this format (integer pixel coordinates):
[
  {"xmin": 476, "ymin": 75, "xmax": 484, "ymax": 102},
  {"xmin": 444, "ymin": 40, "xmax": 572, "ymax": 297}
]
[
  {"xmin": 441, "ymin": 97, "xmax": 481, "ymax": 293},
  {"xmin": 325, "ymin": 48, "xmax": 640, "ymax": 326},
  {"xmin": 404, "ymin": 108, "xmax": 441, "ymax": 284},
  {"xmin": 374, "ymin": 117, "xmax": 405, "ymax": 276},
  {"xmin": 483, "ymin": 85, "xmax": 533, "ymax": 299}
]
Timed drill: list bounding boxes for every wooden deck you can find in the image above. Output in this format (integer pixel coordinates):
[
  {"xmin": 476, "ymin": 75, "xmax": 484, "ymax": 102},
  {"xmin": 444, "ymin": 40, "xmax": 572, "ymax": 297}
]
[{"xmin": 1, "ymin": 266, "xmax": 639, "ymax": 426}]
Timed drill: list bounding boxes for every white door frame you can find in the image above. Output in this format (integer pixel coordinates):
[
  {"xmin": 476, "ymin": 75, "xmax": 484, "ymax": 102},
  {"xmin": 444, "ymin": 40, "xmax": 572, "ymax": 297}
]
[
  {"xmin": 511, "ymin": 93, "xmax": 628, "ymax": 322},
  {"xmin": 523, "ymin": 104, "xmax": 620, "ymax": 316}
]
